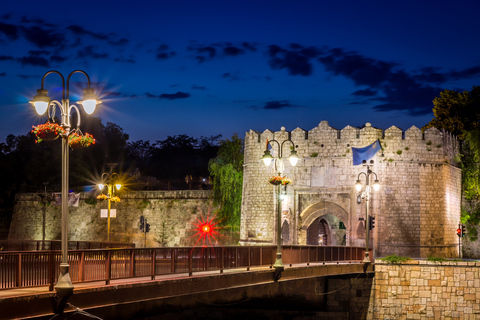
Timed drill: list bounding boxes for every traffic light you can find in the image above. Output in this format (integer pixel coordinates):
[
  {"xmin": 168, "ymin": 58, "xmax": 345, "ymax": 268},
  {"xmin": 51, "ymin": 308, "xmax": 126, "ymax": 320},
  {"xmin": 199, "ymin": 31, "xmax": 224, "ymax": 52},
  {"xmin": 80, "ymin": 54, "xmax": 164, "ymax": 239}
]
[
  {"xmin": 457, "ymin": 228, "xmax": 462, "ymax": 237},
  {"xmin": 369, "ymin": 216, "xmax": 375, "ymax": 230},
  {"xmin": 139, "ymin": 215, "xmax": 145, "ymax": 232},
  {"xmin": 145, "ymin": 223, "xmax": 150, "ymax": 233},
  {"xmin": 462, "ymin": 225, "xmax": 466, "ymax": 237}
]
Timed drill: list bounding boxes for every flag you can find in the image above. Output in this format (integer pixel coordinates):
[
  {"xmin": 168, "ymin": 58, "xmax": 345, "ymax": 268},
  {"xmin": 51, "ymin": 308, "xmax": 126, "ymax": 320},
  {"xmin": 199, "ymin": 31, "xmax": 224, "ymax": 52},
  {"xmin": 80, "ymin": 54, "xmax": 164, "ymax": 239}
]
[
  {"xmin": 352, "ymin": 140, "xmax": 382, "ymax": 165},
  {"xmin": 53, "ymin": 192, "xmax": 80, "ymax": 207}
]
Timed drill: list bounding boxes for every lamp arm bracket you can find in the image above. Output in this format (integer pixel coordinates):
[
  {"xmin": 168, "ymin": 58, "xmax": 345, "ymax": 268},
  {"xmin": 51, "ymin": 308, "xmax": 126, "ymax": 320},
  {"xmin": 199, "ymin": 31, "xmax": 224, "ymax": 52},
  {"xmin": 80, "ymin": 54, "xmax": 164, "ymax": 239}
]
[
  {"xmin": 66, "ymin": 70, "xmax": 91, "ymax": 98},
  {"xmin": 41, "ymin": 71, "xmax": 65, "ymax": 99}
]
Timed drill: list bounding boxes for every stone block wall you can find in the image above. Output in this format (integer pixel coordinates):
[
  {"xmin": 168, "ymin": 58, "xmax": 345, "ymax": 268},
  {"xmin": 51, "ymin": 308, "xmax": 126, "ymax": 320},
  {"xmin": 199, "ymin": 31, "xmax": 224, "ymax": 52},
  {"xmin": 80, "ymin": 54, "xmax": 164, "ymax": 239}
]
[
  {"xmin": 9, "ymin": 190, "xmax": 225, "ymax": 247},
  {"xmin": 370, "ymin": 260, "xmax": 480, "ymax": 319},
  {"xmin": 241, "ymin": 121, "xmax": 462, "ymax": 258}
]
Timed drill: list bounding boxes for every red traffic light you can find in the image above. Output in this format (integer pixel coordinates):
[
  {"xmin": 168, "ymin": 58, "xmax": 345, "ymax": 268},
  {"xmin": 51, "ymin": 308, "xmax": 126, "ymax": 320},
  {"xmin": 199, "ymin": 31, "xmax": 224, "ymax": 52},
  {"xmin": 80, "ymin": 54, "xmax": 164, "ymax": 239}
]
[{"xmin": 457, "ymin": 228, "xmax": 462, "ymax": 236}]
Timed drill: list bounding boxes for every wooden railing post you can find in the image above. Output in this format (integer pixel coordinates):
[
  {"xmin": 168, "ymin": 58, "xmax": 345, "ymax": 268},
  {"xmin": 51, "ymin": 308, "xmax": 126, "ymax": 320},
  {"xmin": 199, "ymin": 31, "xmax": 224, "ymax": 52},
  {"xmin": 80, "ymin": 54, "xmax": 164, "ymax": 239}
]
[
  {"xmin": 48, "ymin": 251, "xmax": 55, "ymax": 291},
  {"xmin": 105, "ymin": 250, "xmax": 111, "ymax": 285},
  {"xmin": 151, "ymin": 249, "xmax": 155, "ymax": 280},
  {"xmin": 188, "ymin": 251, "xmax": 193, "ymax": 276},
  {"xmin": 16, "ymin": 253, "xmax": 21, "ymax": 288},
  {"xmin": 79, "ymin": 251, "xmax": 85, "ymax": 282},
  {"xmin": 170, "ymin": 248, "xmax": 175, "ymax": 274},
  {"xmin": 220, "ymin": 248, "xmax": 224, "ymax": 274},
  {"xmin": 130, "ymin": 250, "xmax": 135, "ymax": 278}
]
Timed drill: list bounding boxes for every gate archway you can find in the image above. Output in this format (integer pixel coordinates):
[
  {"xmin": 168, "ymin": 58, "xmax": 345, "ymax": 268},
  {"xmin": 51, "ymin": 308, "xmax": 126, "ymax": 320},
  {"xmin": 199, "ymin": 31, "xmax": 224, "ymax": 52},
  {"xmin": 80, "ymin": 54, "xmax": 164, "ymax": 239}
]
[{"xmin": 300, "ymin": 201, "xmax": 349, "ymax": 246}]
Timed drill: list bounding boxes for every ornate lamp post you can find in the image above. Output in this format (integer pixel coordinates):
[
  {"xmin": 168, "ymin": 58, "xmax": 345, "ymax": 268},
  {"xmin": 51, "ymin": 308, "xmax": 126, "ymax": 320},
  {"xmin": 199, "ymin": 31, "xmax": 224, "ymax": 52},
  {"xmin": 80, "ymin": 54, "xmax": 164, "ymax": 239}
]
[
  {"xmin": 30, "ymin": 70, "xmax": 101, "ymax": 298},
  {"xmin": 355, "ymin": 159, "xmax": 380, "ymax": 263},
  {"xmin": 98, "ymin": 172, "xmax": 122, "ymax": 242},
  {"xmin": 261, "ymin": 138, "xmax": 298, "ymax": 280}
]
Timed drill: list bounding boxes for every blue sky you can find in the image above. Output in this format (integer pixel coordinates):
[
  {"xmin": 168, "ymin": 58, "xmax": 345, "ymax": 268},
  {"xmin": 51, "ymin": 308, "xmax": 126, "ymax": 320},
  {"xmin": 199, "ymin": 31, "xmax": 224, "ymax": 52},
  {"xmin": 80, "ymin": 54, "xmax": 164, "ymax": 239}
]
[{"xmin": 1, "ymin": 0, "xmax": 479, "ymax": 142}]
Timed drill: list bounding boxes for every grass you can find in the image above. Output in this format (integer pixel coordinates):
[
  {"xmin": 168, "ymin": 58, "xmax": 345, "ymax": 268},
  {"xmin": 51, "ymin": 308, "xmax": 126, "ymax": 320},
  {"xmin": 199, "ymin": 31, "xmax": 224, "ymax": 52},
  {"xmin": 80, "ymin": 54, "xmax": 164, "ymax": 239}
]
[{"xmin": 379, "ymin": 254, "xmax": 411, "ymax": 264}]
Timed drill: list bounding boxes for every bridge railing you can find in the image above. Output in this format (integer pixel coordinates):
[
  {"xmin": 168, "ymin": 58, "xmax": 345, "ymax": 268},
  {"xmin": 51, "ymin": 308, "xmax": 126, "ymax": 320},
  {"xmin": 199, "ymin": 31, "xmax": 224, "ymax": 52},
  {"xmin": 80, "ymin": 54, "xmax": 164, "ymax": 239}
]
[
  {"xmin": 0, "ymin": 245, "xmax": 367, "ymax": 291},
  {"xmin": 0, "ymin": 240, "xmax": 135, "ymax": 251}
]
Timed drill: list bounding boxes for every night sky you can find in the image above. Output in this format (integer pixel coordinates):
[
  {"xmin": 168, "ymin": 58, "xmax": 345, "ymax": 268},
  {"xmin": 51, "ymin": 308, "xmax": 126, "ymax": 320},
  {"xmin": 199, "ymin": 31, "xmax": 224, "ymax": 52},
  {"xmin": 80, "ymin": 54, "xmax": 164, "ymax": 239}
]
[{"xmin": 1, "ymin": 0, "xmax": 479, "ymax": 142}]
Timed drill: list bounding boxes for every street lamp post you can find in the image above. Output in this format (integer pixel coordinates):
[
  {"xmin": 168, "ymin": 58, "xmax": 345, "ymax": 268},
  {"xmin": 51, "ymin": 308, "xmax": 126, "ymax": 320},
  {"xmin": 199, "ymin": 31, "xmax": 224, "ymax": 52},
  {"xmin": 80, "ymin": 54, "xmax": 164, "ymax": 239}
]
[
  {"xmin": 261, "ymin": 138, "xmax": 298, "ymax": 280},
  {"xmin": 30, "ymin": 70, "xmax": 101, "ymax": 299},
  {"xmin": 98, "ymin": 172, "xmax": 121, "ymax": 242},
  {"xmin": 355, "ymin": 159, "xmax": 380, "ymax": 263}
]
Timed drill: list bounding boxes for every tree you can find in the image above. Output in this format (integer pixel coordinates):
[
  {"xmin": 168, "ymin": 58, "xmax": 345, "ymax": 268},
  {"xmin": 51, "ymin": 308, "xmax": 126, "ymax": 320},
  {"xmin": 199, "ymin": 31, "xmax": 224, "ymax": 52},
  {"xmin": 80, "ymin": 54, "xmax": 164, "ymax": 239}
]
[
  {"xmin": 459, "ymin": 129, "xmax": 480, "ymax": 240},
  {"xmin": 423, "ymin": 86, "xmax": 480, "ymax": 140},
  {"xmin": 208, "ymin": 134, "xmax": 244, "ymax": 230}
]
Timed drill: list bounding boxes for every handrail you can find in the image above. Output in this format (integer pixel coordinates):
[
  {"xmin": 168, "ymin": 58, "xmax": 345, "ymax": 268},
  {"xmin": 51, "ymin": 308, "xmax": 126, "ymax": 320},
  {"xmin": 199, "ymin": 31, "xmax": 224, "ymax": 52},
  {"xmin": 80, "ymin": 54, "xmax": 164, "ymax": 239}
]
[
  {"xmin": 0, "ymin": 245, "xmax": 368, "ymax": 291},
  {"xmin": 0, "ymin": 240, "xmax": 135, "ymax": 251}
]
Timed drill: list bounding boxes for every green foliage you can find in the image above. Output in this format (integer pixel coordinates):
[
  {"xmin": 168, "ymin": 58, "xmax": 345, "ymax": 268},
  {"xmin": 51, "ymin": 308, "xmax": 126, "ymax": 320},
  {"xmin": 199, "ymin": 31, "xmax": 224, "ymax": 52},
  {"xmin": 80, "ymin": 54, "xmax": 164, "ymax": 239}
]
[
  {"xmin": 423, "ymin": 86, "xmax": 480, "ymax": 140},
  {"xmin": 426, "ymin": 140, "xmax": 432, "ymax": 146},
  {"xmin": 84, "ymin": 197, "xmax": 97, "ymax": 206},
  {"xmin": 208, "ymin": 134, "xmax": 244, "ymax": 230},
  {"xmin": 379, "ymin": 254, "xmax": 411, "ymax": 264},
  {"xmin": 396, "ymin": 150, "xmax": 402, "ymax": 155},
  {"xmin": 405, "ymin": 147, "xmax": 409, "ymax": 151},
  {"xmin": 388, "ymin": 158, "xmax": 394, "ymax": 162},
  {"xmin": 310, "ymin": 152, "xmax": 318, "ymax": 157}
]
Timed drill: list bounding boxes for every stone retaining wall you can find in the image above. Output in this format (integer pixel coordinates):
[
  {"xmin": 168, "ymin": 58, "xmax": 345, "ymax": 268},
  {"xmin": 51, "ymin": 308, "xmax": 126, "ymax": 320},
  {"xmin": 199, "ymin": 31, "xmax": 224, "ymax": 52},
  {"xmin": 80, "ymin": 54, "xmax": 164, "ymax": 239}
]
[
  {"xmin": 369, "ymin": 260, "xmax": 480, "ymax": 319},
  {"xmin": 8, "ymin": 190, "xmax": 225, "ymax": 247}
]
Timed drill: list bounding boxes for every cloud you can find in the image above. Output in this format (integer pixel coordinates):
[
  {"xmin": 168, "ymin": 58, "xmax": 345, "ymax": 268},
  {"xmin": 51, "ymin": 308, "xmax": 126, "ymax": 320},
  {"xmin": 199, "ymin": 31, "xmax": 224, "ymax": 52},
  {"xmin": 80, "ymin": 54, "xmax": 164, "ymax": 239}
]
[
  {"xmin": 222, "ymin": 72, "xmax": 240, "ymax": 81},
  {"xmin": 0, "ymin": 55, "xmax": 14, "ymax": 61},
  {"xmin": 263, "ymin": 100, "xmax": 299, "ymax": 110},
  {"xmin": 50, "ymin": 55, "xmax": 67, "ymax": 63},
  {"xmin": 0, "ymin": 72, "xmax": 5, "ymax": 76},
  {"xmin": 146, "ymin": 92, "xmax": 191, "ymax": 100},
  {"xmin": 223, "ymin": 46, "xmax": 244, "ymax": 56},
  {"xmin": 319, "ymin": 48, "xmax": 396, "ymax": 87},
  {"xmin": 0, "ymin": 22, "xmax": 19, "ymax": 40},
  {"xmin": 17, "ymin": 55, "xmax": 49, "ymax": 67},
  {"xmin": 189, "ymin": 42, "xmax": 256, "ymax": 63},
  {"xmin": 191, "ymin": 85, "xmax": 206, "ymax": 90},
  {"xmin": 267, "ymin": 43, "xmax": 322, "ymax": 76},
  {"xmin": 114, "ymin": 56, "xmax": 136, "ymax": 63},
  {"xmin": 156, "ymin": 44, "xmax": 176, "ymax": 60},
  {"xmin": 28, "ymin": 50, "xmax": 50, "ymax": 56},
  {"xmin": 351, "ymin": 89, "xmax": 377, "ymax": 97},
  {"xmin": 22, "ymin": 26, "xmax": 65, "ymax": 48},
  {"xmin": 17, "ymin": 74, "xmax": 39, "ymax": 79},
  {"xmin": 66, "ymin": 25, "xmax": 108, "ymax": 40},
  {"xmin": 77, "ymin": 45, "xmax": 108, "ymax": 59}
]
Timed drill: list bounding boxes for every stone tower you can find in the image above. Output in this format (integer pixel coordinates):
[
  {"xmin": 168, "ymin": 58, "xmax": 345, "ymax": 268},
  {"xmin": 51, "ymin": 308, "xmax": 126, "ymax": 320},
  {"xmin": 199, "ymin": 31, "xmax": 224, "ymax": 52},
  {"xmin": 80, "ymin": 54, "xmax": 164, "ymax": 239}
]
[{"xmin": 240, "ymin": 121, "xmax": 461, "ymax": 258}]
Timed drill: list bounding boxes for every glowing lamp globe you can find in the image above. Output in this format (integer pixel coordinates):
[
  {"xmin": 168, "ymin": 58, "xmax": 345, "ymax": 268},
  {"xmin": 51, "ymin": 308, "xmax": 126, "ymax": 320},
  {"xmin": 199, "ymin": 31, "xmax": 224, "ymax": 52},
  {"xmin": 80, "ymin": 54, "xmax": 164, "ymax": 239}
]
[
  {"xmin": 262, "ymin": 150, "xmax": 273, "ymax": 167},
  {"xmin": 355, "ymin": 180, "xmax": 362, "ymax": 192},
  {"xmin": 98, "ymin": 184, "xmax": 105, "ymax": 190},
  {"xmin": 115, "ymin": 184, "xmax": 122, "ymax": 190},
  {"xmin": 31, "ymin": 89, "xmax": 50, "ymax": 115},
  {"xmin": 373, "ymin": 180, "xmax": 380, "ymax": 191},
  {"xmin": 80, "ymin": 88, "xmax": 101, "ymax": 115},
  {"xmin": 289, "ymin": 150, "xmax": 299, "ymax": 166}
]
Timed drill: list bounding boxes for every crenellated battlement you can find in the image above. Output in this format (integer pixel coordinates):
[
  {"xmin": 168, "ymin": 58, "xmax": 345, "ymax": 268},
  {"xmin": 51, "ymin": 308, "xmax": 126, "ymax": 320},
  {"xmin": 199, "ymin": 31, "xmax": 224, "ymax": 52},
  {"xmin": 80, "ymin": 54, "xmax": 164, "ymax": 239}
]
[
  {"xmin": 241, "ymin": 120, "xmax": 462, "ymax": 258},
  {"xmin": 245, "ymin": 120, "xmax": 459, "ymax": 164}
]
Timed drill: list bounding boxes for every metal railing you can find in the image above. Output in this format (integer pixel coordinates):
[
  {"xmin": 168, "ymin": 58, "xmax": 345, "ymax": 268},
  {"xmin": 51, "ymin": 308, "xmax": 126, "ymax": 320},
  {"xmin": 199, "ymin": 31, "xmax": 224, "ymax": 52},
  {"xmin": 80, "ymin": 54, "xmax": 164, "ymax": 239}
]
[
  {"xmin": 0, "ymin": 245, "xmax": 368, "ymax": 291},
  {"xmin": 0, "ymin": 240, "xmax": 135, "ymax": 251}
]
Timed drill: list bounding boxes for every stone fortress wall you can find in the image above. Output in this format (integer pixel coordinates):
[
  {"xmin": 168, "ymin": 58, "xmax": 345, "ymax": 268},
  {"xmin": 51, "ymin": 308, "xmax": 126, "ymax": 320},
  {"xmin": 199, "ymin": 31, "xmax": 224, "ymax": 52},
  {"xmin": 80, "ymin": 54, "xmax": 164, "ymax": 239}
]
[
  {"xmin": 9, "ymin": 190, "xmax": 219, "ymax": 248},
  {"xmin": 241, "ymin": 121, "xmax": 462, "ymax": 258}
]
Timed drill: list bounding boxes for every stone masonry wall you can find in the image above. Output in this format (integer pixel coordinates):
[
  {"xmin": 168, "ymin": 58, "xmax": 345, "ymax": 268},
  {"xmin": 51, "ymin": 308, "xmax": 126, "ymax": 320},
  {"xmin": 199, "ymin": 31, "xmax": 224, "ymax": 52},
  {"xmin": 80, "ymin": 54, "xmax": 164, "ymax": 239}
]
[
  {"xmin": 9, "ymin": 190, "xmax": 223, "ymax": 248},
  {"xmin": 241, "ymin": 121, "xmax": 462, "ymax": 258},
  {"xmin": 370, "ymin": 260, "xmax": 480, "ymax": 319}
]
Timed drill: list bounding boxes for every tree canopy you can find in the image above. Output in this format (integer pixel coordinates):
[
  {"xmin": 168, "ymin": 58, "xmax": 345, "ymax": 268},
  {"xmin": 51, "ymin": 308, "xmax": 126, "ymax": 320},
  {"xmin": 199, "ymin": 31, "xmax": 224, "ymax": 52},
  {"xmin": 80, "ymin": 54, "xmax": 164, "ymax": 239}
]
[
  {"xmin": 423, "ymin": 86, "xmax": 480, "ymax": 140},
  {"xmin": 208, "ymin": 134, "xmax": 244, "ymax": 230}
]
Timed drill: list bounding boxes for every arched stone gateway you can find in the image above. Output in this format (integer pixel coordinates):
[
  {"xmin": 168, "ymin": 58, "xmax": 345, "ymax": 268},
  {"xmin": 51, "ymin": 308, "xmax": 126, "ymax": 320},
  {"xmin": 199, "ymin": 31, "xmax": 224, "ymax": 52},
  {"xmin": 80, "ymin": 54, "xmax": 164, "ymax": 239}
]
[{"xmin": 300, "ymin": 201, "xmax": 349, "ymax": 246}]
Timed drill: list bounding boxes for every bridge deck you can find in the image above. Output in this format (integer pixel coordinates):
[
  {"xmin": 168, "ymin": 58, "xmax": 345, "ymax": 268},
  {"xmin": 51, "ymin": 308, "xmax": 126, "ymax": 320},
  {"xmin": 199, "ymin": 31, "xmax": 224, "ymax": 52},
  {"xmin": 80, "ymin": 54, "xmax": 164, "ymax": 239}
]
[{"xmin": 0, "ymin": 261, "xmax": 374, "ymax": 320}]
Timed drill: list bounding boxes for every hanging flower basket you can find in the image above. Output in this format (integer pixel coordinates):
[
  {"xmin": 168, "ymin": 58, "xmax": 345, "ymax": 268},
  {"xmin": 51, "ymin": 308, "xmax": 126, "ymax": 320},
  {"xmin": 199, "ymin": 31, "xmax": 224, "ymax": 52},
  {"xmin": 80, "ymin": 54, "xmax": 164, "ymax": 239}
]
[
  {"xmin": 269, "ymin": 176, "xmax": 283, "ymax": 185},
  {"xmin": 269, "ymin": 176, "xmax": 292, "ymax": 185},
  {"xmin": 31, "ymin": 122, "xmax": 65, "ymax": 143},
  {"xmin": 110, "ymin": 196, "xmax": 121, "ymax": 203},
  {"xmin": 68, "ymin": 132, "xmax": 95, "ymax": 149},
  {"xmin": 97, "ymin": 194, "xmax": 108, "ymax": 201}
]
